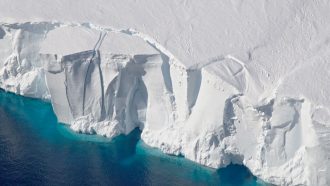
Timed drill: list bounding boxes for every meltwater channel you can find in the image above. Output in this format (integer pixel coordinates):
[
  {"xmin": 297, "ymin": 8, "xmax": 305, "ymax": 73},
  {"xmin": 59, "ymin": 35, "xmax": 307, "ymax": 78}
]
[{"xmin": 0, "ymin": 89, "xmax": 268, "ymax": 186}]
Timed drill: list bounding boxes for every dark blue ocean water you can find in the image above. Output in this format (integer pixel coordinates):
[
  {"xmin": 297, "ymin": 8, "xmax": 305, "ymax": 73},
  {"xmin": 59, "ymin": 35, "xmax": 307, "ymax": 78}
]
[{"xmin": 0, "ymin": 90, "xmax": 268, "ymax": 186}]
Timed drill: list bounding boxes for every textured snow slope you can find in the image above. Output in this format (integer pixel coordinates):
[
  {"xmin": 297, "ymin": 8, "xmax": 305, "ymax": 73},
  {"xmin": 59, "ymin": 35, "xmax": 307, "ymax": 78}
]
[{"xmin": 0, "ymin": 1, "xmax": 330, "ymax": 185}]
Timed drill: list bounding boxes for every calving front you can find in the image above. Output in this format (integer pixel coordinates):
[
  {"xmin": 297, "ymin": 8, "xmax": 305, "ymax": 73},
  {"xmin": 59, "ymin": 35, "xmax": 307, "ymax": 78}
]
[{"xmin": 0, "ymin": 22, "xmax": 328, "ymax": 186}]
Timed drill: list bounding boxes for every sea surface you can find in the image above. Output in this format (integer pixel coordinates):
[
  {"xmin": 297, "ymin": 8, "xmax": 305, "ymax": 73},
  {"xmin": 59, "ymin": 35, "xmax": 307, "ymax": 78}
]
[{"xmin": 0, "ymin": 90, "xmax": 268, "ymax": 186}]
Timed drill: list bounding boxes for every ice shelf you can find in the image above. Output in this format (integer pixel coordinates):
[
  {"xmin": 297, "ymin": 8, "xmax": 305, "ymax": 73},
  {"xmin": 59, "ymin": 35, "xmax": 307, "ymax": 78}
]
[{"xmin": 0, "ymin": 4, "xmax": 329, "ymax": 184}]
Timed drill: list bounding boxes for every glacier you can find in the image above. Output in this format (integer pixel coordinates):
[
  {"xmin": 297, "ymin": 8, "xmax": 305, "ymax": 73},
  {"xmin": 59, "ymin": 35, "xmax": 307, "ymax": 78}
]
[{"xmin": 0, "ymin": 1, "xmax": 330, "ymax": 185}]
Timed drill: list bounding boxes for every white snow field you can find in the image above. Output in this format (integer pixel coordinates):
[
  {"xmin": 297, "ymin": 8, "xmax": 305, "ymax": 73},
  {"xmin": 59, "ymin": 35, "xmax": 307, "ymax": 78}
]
[{"xmin": 0, "ymin": 0, "xmax": 329, "ymax": 185}]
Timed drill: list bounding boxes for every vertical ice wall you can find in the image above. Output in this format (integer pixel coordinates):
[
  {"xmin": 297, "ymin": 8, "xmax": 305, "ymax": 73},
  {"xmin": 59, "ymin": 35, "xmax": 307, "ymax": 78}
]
[{"xmin": 0, "ymin": 22, "xmax": 329, "ymax": 186}]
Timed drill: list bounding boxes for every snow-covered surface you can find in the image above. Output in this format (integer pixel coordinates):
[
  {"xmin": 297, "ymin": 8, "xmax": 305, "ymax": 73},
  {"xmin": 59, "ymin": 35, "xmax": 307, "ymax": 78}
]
[{"xmin": 0, "ymin": 1, "xmax": 330, "ymax": 185}]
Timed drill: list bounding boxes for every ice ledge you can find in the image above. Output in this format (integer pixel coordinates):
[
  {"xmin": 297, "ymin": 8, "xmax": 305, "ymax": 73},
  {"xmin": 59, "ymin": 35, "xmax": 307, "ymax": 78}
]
[{"xmin": 0, "ymin": 22, "xmax": 329, "ymax": 186}]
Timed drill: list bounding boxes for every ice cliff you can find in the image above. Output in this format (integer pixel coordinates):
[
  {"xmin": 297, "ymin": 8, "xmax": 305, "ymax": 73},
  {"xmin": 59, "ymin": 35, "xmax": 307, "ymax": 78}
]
[{"xmin": 0, "ymin": 1, "xmax": 330, "ymax": 185}]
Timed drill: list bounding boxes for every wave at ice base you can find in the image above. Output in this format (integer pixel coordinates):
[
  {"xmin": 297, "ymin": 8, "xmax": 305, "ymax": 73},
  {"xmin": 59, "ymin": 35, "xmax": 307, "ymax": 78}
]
[{"xmin": 0, "ymin": 22, "xmax": 329, "ymax": 186}]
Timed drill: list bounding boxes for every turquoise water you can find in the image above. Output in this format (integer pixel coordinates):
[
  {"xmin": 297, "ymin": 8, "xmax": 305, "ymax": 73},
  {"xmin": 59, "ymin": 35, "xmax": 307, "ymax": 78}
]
[{"xmin": 0, "ymin": 90, "xmax": 268, "ymax": 186}]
